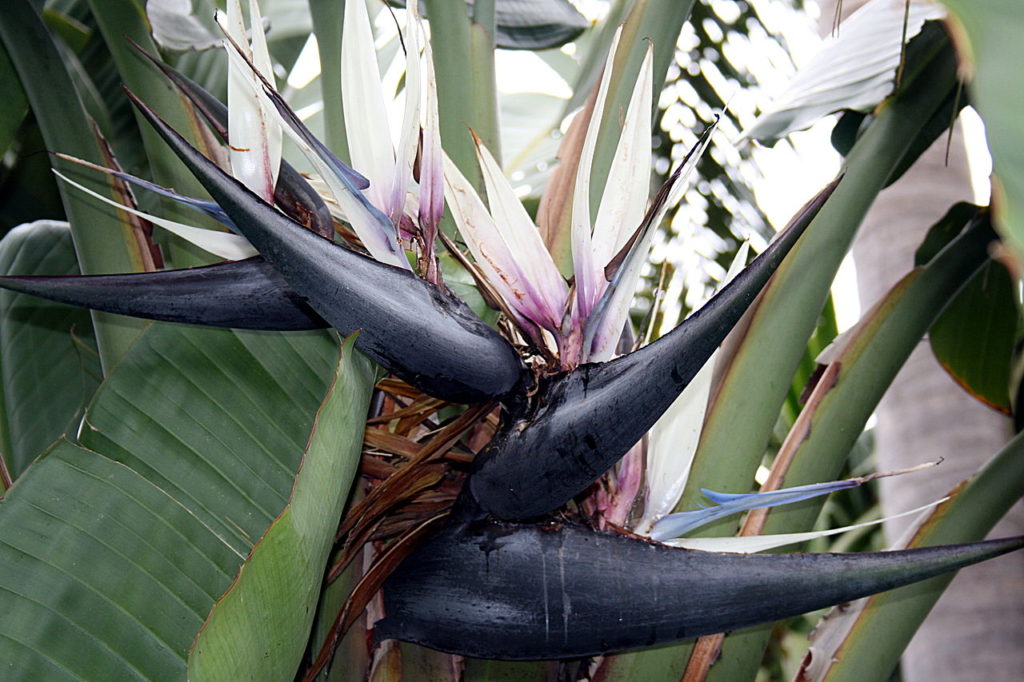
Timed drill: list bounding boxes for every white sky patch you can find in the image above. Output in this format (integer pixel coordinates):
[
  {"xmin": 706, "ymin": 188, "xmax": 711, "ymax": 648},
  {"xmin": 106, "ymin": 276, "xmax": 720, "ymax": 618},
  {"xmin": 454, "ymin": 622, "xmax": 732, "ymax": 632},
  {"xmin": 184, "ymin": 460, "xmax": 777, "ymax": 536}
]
[{"xmin": 495, "ymin": 50, "xmax": 573, "ymax": 98}]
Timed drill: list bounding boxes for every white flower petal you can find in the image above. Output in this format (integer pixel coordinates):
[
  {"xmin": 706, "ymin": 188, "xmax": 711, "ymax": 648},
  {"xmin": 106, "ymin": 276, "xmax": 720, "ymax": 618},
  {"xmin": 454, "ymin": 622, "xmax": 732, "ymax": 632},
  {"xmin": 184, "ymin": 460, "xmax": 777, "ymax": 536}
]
[
  {"xmin": 571, "ymin": 26, "xmax": 623, "ymax": 321},
  {"xmin": 663, "ymin": 500, "xmax": 946, "ymax": 553},
  {"xmin": 474, "ymin": 138, "xmax": 568, "ymax": 331},
  {"xmin": 442, "ymin": 154, "xmax": 553, "ymax": 328},
  {"xmin": 592, "ymin": 42, "xmax": 653, "ymax": 269},
  {"xmin": 342, "ymin": 0, "xmax": 396, "ymax": 212},
  {"xmin": 218, "ymin": 0, "xmax": 280, "ymax": 202},
  {"xmin": 418, "ymin": 40, "xmax": 444, "ymax": 232},
  {"xmin": 585, "ymin": 121, "xmax": 717, "ymax": 361},
  {"xmin": 391, "ymin": 0, "xmax": 423, "ymax": 224},
  {"xmin": 636, "ymin": 243, "xmax": 750, "ymax": 527}
]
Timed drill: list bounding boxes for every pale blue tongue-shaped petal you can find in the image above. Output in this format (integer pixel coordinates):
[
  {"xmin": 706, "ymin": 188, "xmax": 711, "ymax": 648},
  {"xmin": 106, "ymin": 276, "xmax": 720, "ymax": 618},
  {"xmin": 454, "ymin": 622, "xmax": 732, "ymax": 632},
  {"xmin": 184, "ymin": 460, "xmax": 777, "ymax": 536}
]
[
  {"xmin": 54, "ymin": 170, "xmax": 257, "ymax": 260},
  {"xmin": 56, "ymin": 154, "xmax": 238, "ymax": 232},
  {"xmin": 665, "ymin": 499, "xmax": 946, "ymax": 553},
  {"xmin": 649, "ymin": 464, "xmax": 937, "ymax": 541},
  {"xmin": 638, "ymin": 242, "xmax": 750, "ymax": 532}
]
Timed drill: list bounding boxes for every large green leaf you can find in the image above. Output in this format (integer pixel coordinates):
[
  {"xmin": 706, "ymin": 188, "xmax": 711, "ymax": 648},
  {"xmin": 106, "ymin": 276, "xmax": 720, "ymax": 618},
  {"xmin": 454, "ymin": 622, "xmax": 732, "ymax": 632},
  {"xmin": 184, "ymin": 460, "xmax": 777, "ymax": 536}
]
[
  {"xmin": 0, "ymin": 0, "xmax": 152, "ymax": 368},
  {"xmin": 912, "ymin": 204, "xmax": 1017, "ymax": 412},
  {"xmin": 0, "ymin": 221, "xmax": 100, "ymax": 482},
  {"xmin": 940, "ymin": 0, "xmax": 1024, "ymax": 266},
  {"xmin": 928, "ymin": 260, "xmax": 1017, "ymax": 413},
  {"xmin": 189, "ymin": 336, "xmax": 373, "ymax": 680},
  {"xmin": 0, "ymin": 323, "xmax": 341, "ymax": 678},
  {"xmin": 0, "ymin": 39, "xmax": 28, "ymax": 157}
]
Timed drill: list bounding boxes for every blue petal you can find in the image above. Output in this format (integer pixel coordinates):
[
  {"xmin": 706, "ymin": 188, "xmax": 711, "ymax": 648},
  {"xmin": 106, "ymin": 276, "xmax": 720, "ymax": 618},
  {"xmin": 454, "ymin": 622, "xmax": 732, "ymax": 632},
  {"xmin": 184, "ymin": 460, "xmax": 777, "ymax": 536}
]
[
  {"xmin": 108, "ymin": 169, "xmax": 239, "ymax": 233},
  {"xmin": 650, "ymin": 479, "xmax": 861, "ymax": 541}
]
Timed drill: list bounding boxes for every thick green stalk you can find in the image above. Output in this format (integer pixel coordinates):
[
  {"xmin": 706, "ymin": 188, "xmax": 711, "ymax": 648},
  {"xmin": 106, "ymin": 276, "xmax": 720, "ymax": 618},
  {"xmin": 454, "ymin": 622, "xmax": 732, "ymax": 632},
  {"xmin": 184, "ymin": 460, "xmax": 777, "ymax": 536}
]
[
  {"xmin": 0, "ymin": 0, "xmax": 148, "ymax": 372},
  {"xmin": 308, "ymin": 0, "xmax": 349, "ymax": 161},
  {"xmin": 596, "ymin": 38, "xmax": 959, "ymax": 682},
  {"xmin": 674, "ymin": 43, "xmax": 959, "ymax": 527},
  {"xmin": 700, "ymin": 213, "xmax": 997, "ymax": 682}
]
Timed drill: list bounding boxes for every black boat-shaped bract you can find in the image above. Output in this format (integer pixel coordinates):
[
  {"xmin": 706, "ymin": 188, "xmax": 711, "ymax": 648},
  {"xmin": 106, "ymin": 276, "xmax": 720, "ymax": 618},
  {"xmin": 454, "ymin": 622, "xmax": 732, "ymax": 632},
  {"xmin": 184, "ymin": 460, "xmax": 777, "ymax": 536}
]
[
  {"xmin": 0, "ymin": 257, "xmax": 325, "ymax": 331},
  {"xmin": 376, "ymin": 520, "xmax": 1024, "ymax": 660},
  {"xmin": 127, "ymin": 92, "xmax": 525, "ymax": 404},
  {"xmin": 467, "ymin": 180, "xmax": 838, "ymax": 520}
]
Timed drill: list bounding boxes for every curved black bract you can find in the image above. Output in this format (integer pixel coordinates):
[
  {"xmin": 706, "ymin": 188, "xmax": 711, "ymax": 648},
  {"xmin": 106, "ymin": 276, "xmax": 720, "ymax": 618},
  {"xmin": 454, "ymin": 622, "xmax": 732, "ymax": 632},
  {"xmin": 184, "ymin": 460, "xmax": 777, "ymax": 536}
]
[
  {"xmin": 0, "ymin": 257, "xmax": 325, "ymax": 331},
  {"xmin": 468, "ymin": 180, "xmax": 839, "ymax": 519},
  {"xmin": 128, "ymin": 93, "xmax": 525, "ymax": 404},
  {"xmin": 376, "ymin": 520, "xmax": 1024, "ymax": 660}
]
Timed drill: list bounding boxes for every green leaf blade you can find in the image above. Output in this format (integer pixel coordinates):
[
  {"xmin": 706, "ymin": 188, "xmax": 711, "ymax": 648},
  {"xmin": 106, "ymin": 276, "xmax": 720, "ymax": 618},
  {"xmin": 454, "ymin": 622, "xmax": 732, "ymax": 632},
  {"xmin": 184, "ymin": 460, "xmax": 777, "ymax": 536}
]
[
  {"xmin": 189, "ymin": 335, "xmax": 374, "ymax": 681},
  {"xmin": 0, "ymin": 322, "xmax": 341, "ymax": 677},
  {"xmin": 0, "ymin": 221, "xmax": 100, "ymax": 481}
]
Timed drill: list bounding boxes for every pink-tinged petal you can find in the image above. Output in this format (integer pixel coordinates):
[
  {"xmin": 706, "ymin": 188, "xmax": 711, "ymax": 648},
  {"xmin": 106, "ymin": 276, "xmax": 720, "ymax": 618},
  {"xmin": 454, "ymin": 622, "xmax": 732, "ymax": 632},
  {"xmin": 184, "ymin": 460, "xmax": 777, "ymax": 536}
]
[
  {"xmin": 442, "ymin": 154, "xmax": 556, "ymax": 333},
  {"xmin": 603, "ymin": 441, "xmax": 645, "ymax": 528},
  {"xmin": 218, "ymin": 0, "xmax": 279, "ymax": 203},
  {"xmin": 592, "ymin": 43, "xmax": 653, "ymax": 270},
  {"xmin": 571, "ymin": 27, "xmax": 623, "ymax": 322},
  {"xmin": 585, "ymin": 119, "xmax": 717, "ymax": 361},
  {"xmin": 390, "ymin": 0, "xmax": 423, "ymax": 225},
  {"xmin": 473, "ymin": 136, "xmax": 568, "ymax": 331},
  {"xmin": 418, "ymin": 40, "xmax": 444, "ymax": 237},
  {"xmin": 342, "ymin": 0, "xmax": 396, "ymax": 213}
]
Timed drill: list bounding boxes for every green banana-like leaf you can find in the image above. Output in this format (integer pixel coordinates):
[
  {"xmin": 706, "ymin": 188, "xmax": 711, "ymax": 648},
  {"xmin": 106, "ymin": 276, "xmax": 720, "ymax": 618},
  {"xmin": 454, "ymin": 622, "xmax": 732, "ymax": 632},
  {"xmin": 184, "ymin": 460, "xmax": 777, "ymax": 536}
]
[
  {"xmin": 189, "ymin": 335, "xmax": 373, "ymax": 680},
  {"xmin": 928, "ymin": 259, "xmax": 1017, "ymax": 414},
  {"xmin": 0, "ymin": 39, "xmax": 27, "ymax": 157},
  {"xmin": 0, "ymin": 323, "xmax": 341, "ymax": 678},
  {"xmin": 940, "ymin": 0, "xmax": 1024, "ymax": 265},
  {"xmin": 0, "ymin": 0, "xmax": 151, "ymax": 369},
  {"xmin": 0, "ymin": 221, "xmax": 100, "ymax": 482}
]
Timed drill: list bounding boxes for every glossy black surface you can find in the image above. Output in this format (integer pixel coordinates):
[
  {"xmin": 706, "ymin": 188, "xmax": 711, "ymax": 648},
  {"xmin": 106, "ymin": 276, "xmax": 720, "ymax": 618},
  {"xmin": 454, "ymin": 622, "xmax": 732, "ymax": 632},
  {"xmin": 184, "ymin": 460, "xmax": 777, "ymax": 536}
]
[
  {"xmin": 378, "ymin": 520, "xmax": 1023, "ymax": 660},
  {"xmin": 130, "ymin": 93, "xmax": 526, "ymax": 404},
  {"xmin": 469, "ymin": 181, "xmax": 839, "ymax": 519}
]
